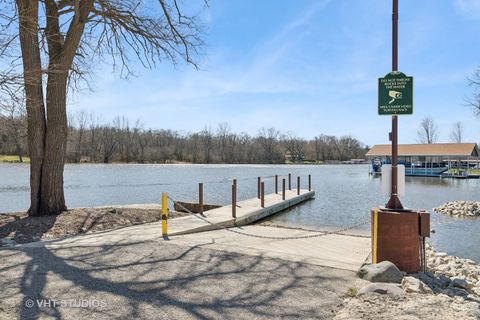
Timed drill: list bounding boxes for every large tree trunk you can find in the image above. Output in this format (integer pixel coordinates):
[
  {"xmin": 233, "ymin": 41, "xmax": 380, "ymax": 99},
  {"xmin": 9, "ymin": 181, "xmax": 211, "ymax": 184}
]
[
  {"xmin": 40, "ymin": 73, "xmax": 69, "ymax": 214},
  {"xmin": 17, "ymin": 0, "xmax": 46, "ymax": 216},
  {"xmin": 17, "ymin": 0, "xmax": 93, "ymax": 216}
]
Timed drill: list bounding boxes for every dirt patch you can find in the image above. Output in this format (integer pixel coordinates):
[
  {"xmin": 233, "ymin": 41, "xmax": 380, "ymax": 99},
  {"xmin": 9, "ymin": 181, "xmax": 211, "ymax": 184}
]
[{"xmin": 0, "ymin": 207, "xmax": 190, "ymax": 244}]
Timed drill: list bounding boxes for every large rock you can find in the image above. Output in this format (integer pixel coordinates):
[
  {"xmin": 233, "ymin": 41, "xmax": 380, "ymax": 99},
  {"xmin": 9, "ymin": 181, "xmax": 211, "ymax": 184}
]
[
  {"xmin": 451, "ymin": 278, "xmax": 474, "ymax": 290},
  {"xmin": 357, "ymin": 283, "xmax": 404, "ymax": 296},
  {"xmin": 0, "ymin": 239, "xmax": 16, "ymax": 247},
  {"xmin": 401, "ymin": 276, "xmax": 433, "ymax": 294},
  {"xmin": 357, "ymin": 261, "xmax": 404, "ymax": 283}
]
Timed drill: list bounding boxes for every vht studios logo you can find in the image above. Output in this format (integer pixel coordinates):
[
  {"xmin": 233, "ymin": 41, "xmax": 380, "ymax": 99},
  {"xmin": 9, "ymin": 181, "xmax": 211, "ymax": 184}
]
[{"xmin": 25, "ymin": 299, "xmax": 107, "ymax": 308}]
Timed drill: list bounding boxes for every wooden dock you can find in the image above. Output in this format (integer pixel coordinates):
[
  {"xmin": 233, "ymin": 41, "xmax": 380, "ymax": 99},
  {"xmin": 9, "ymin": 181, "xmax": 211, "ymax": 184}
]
[{"xmin": 168, "ymin": 189, "xmax": 315, "ymax": 236}]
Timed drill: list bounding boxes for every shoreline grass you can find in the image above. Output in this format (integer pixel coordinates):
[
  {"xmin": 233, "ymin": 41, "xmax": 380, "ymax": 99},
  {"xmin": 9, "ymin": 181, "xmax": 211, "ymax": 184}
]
[{"xmin": 0, "ymin": 155, "xmax": 30, "ymax": 163}]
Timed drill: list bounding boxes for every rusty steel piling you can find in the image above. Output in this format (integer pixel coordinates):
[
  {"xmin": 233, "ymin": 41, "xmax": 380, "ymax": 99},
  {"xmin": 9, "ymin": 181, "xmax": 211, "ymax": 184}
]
[
  {"xmin": 297, "ymin": 176, "xmax": 300, "ymax": 195},
  {"xmin": 199, "ymin": 183, "xmax": 204, "ymax": 215},
  {"xmin": 261, "ymin": 182, "xmax": 265, "ymax": 208},
  {"xmin": 275, "ymin": 175, "xmax": 278, "ymax": 194},
  {"xmin": 257, "ymin": 177, "xmax": 261, "ymax": 199}
]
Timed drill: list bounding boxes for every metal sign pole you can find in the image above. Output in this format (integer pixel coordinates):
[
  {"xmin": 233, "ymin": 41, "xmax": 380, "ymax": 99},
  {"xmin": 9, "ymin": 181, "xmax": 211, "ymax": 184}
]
[{"xmin": 386, "ymin": 0, "xmax": 403, "ymax": 210}]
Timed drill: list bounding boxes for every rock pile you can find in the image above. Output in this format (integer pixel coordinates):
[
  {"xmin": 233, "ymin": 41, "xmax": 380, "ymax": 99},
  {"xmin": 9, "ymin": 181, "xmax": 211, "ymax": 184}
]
[
  {"xmin": 425, "ymin": 243, "xmax": 480, "ymax": 299},
  {"xmin": 433, "ymin": 201, "xmax": 480, "ymax": 216},
  {"xmin": 335, "ymin": 246, "xmax": 480, "ymax": 319}
]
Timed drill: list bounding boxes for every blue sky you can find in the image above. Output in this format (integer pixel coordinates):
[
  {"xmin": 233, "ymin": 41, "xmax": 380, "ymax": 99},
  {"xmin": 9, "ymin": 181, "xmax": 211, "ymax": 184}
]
[{"xmin": 71, "ymin": 0, "xmax": 480, "ymax": 146}]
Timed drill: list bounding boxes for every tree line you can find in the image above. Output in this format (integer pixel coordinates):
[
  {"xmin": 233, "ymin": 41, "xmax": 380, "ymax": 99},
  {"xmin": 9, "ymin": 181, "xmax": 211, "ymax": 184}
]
[{"xmin": 0, "ymin": 110, "xmax": 368, "ymax": 164}]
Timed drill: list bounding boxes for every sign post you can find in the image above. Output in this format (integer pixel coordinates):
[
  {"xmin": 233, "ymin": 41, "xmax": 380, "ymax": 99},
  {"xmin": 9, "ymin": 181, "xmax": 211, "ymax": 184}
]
[
  {"xmin": 384, "ymin": 0, "xmax": 405, "ymax": 210},
  {"xmin": 369, "ymin": 0, "xmax": 430, "ymax": 274}
]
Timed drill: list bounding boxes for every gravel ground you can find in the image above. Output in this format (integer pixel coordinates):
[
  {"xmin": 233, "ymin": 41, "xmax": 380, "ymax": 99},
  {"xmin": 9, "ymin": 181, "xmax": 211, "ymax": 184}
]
[
  {"xmin": 0, "ymin": 207, "xmax": 190, "ymax": 244},
  {"xmin": 334, "ymin": 292, "xmax": 480, "ymax": 320},
  {"xmin": 0, "ymin": 238, "xmax": 359, "ymax": 319},
  {"xmin": 333, "ymin": 243, "xmax": 480, "ymax": 320}
]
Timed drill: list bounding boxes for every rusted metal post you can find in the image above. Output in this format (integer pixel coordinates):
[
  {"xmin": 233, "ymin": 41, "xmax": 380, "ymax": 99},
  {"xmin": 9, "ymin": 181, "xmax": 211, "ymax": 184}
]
[
  {"xmin": 257, "ymin": 177, "xmax": 261, "ymax": 199},
  {"xmin": 308, "ymin": 174, "xmax": 311, "ymax": 191},
  {"xmin": 386, "ymin": 0, "xmax": 403, "ymax": 210},
  {"xmin": 261, "ymin": 182, "xmax": 265, "ymax": 208},
  {"xmin": 282, "ymin": 178, "xmax": 286, "ymax": 200},
  {"xmin": 199, "ymin": 183, "xmax": 204, "ymax": 215},
  {"xmin": 275, "ymin": 175, "xmax": 278, "ymax": 194},
  {"xmin": 297, "ymin": 176, "xmax": 300, "ymax": 195},
  {"xmin": 288, "ymin": 173, "xmax": 291, "ymax": 190},
  {"xmin": 232, "ymin": 183, "xmax": 236, "ymax": 218}
]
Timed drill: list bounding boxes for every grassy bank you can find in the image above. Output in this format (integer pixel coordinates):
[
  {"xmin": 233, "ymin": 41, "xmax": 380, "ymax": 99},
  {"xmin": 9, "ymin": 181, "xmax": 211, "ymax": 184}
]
[
  {"xmin": 447, "ymin": 168, "xmax": 480, "ymax": 175},
  {"xmin": 0, "ymin": 155, "xmax": 29, "ymax": 163}
]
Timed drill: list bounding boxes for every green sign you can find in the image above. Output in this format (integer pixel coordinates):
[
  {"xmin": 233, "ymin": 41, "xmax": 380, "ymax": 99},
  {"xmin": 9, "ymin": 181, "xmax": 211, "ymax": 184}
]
[{"xmin": 378, "ymin": 71, "xmax": 413, "ymax": 115}]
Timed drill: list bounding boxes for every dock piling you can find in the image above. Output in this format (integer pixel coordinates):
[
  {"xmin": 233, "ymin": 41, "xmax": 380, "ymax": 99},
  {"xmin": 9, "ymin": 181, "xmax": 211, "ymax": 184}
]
[
  {"xmin": 275, "ymin": 175, "xmax": 278, "ymax": 194},
  {"xmin": 257, "ymin": 177, "xmax": 261, "ymax": 199},
  {"xmin": 232, "ymin": 183, "xmax": 237, "ymax": 218},
  {"xmin": 297, "ymin": 176, "xmax": 300, "ymax": 195},
  {"xmin": 288, "ymin": 173, "xmax": 291, "ymax": 190},
  {"xmin": 261, "ymin": 182, "xmax": 265, "ymax": 208},
  {"xmin": 199, "ymin": 183, "xmax": 204, "ymax": 215},
  {"xmin": 282, "ymin": 178, "xmax": 286, "ymax": 200},
  {"xmin": 308, "ymin": 174, "xmax": 311, "ymax": 191}
]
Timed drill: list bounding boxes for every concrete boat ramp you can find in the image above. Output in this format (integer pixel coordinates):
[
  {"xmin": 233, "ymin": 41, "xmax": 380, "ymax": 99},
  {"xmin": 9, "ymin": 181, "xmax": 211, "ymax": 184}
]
[
  {"xmin": 1, "ymin": 190, "xmax": 372, "ymax": 319},
  {"xmin": 24, "ymin": 189, "xmax": 371, "ymax": 272}
]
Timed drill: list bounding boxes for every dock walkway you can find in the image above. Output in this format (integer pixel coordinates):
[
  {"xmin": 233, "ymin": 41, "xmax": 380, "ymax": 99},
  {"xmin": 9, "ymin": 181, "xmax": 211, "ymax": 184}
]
[{"xmin": 168, "ymin": 189, "xmax": 315, "ymax": 236}]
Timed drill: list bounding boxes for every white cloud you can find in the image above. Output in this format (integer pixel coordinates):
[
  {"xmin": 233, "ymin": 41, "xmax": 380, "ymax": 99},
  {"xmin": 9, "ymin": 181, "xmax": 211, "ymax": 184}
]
[{"xmin": 455, "ymin": 0, "xmax": 480, "ymax": 19}]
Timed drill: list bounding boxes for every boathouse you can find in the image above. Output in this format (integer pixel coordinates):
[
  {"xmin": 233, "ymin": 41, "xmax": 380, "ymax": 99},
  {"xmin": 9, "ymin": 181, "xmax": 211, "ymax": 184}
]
[{"xmin": 366, "ymin": 143, "xmax": 480, "ymax": 177}]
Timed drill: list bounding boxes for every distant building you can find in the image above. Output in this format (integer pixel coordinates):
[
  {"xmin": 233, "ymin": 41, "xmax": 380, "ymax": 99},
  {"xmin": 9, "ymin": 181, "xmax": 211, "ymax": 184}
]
[
  {"xmin": 284, "ymin": 151, "xmax": 306, "ymax": 162},
  {"xmin": 366, "ymin": 143, "xmax": 480, "ymax": 177},
  {"xmin": 79, "ymin": 156, "xmax": 91, "ymax": 163}
]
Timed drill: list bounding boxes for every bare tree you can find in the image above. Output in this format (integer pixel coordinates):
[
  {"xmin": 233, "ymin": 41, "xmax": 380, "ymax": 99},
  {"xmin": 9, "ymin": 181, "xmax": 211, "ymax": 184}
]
[
  {"xmin": 216, "ymin": 122, "xmax": 230, "ymax": 162},
  {"xmin": 449, "ymin": 122, "xmax": 464, "ymax": 143},
  {"xmin": 101, "ymin": 125, "xmax": 117, "ymax": 164},
  {"xmin": 257, "ymin": 128, "xmax": 281, "ymax": 164},
  {"xmin": 0, "ymin": 93, "xmax": 26, "ymax": 162},
  {"xmin": 282, "ymin": 132, "xmax": 306, "ymax": 162},
  {"xmin": 467, "ymin": 67, "xmax": 480, "ymax": 116},
  {"xmin": 88, "ymin": 113, "xmax": 102, "ymax": 162},
  {"xmin": 0, "ymin": 0, "xmax": 206, "ymax": 215},
  {"xmin": 70, "ymin": 110, "xmax": 89, "ymax": 162},
  {"xmin": 417, "ymin": 117, "xmax": 439, "ymax": 144},
  {"xmin": 200, "ymin": 126, "xmax": 214, "ymax": 164}
]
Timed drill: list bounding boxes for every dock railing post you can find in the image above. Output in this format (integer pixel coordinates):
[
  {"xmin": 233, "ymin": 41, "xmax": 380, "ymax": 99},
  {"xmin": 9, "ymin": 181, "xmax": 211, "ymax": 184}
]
[
  {"xmin": 199, "ymin": 183, "xmax": 204, "ymax": 215},
  {"xmin": 282, "ymin": 178, "xmax": 286, "ymax": 200},
  {"xmin": 308, "ymin": 174, "xmax": 311, "ymax": 191},
  {"xmin": 288, "ymin": 173, "xmax": 291, "ymax": 190},
  {"xmin": 232, "ymin": 183, "xmax": 236, "ymax": 218},
  {"xmin": 297, "ymin": 176, "xmax": 300, "ymax": 195},
  {"xmin": 275, "ymin": 175, "xmax": 278, "ymax": 194},
  {"xmin": 257, "ymin": 177, "xmax": 261, "ymax": 199},
  {"xmin": 261, "ymin": 182, "xmax": 265, "ymax": 208}
]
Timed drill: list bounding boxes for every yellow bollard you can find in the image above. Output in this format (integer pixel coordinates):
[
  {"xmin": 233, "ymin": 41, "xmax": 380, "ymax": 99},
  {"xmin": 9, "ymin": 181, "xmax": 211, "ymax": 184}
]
[
  {"xmin": 372, "ymin": 209, "xmax": 378, "ymax": 264},
  {"xmin": 162, "ymin": 193, "xmax": 168, "ymax": 237}
]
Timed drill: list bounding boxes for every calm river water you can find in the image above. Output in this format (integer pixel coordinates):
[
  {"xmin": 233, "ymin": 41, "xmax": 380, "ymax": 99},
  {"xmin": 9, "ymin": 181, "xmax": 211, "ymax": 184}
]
[{"xmin": 1, "ymin": 163, "xmax": 479, "ymax": 261}]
